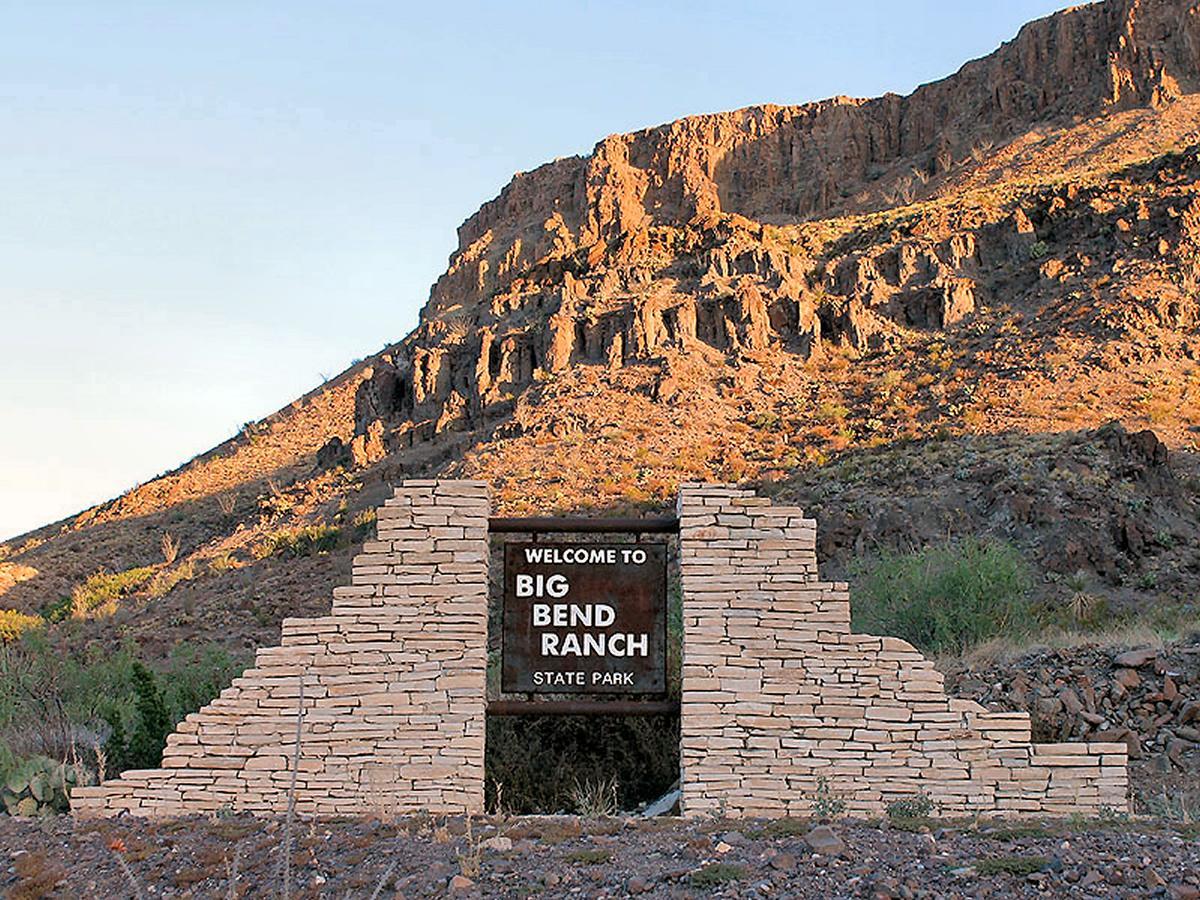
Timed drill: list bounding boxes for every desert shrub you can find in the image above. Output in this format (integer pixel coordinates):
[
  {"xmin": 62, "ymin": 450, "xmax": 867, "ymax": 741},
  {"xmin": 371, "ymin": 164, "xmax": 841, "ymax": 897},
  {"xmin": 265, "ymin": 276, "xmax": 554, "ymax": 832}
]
[
  {"xmin": 125, "ymin": 663, "xmax": 170, "ymax": 769},
  {"xmin": 147, "ymin": 559, "xmax": 197, "ymax": 598},
  {"xmin": 0, "ymin": 634, "xmax": 247, "ymax": 782},
  {"xmin": 0, "ymin": 610, "xmax": 42, "ymax": 642},
  {"xmin": 38, "ymin": 595, "xmax": 72, "ymax": 624},
  {"xmin": 255, "ymin": 520, "xmax": 354, "ymax": 560},
  {"xmin": 269, "ymin": 524, "xmax": 340, "ymax": 557},
  {"xmin": 350, "ymin": 508, "xmax": 377, "ymax": 535},
  {"xmin": 886, "ymin": 792, "xmax": 935, "ymax": 820},
  {"xmin": 485, "ymin": 714, "xmax": 678, "ymax": 814},
  {"xmin": 8, "ymin": 851, "xmax": 66, "ymax": 897},
  {"xmin": 851, "ymin": 539, "xmax": 1034, "ymax": 654},
  {"xmin": 157, "ymin": 643, "xmax": 245, "ymax": 722},
  {"xmin": 810, "ymin": 775, "xmax": 848, "ymax": 820},
  {"xmin": 254, "ymin": 512, "xmax": 377, "ymax": 560},
  {"xmin": 975, "ymin": 855, "xmax": 1049, "ymax": 876},
  {"xmin": 70, "ymin": 566, "xmax": 156, "ymax": 617},
  {"xmin": 690, "ymin": 863, "xmax": 744, "ymax": 886}
]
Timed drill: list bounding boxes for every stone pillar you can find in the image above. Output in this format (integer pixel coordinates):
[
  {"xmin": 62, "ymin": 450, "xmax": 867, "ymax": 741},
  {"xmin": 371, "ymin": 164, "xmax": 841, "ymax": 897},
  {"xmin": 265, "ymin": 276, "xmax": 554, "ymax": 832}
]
[
  {"xmin": 677, "ymin": 483, "xmax": 1127, "ymax": 819},
  {"xmin": 71, "ymin": 480, "xmax": 490, "ymax": 819}
]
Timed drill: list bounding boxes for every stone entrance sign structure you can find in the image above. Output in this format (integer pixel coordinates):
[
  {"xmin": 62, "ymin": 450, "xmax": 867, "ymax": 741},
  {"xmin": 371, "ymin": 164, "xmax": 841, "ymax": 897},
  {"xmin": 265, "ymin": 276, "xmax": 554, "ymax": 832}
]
[{"xmin": 72, "ymin": 480, "xmax": 1127, "ymax": 819}]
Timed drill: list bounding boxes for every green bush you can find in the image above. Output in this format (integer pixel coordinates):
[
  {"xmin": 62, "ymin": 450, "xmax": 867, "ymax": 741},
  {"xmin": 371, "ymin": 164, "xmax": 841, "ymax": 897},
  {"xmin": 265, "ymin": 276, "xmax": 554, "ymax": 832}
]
[
  {"xmin": 811, "ymin": 775, "xmax": 847, "ymax": 820},
  {"xmin": 851, "ymin": 539, "xmax": 1034, "ymax": 654},
  {"xmin": 689, "ymin": 863, "xmax": 744, "ymax": 887},
  {"xmin": 39, "ymin": 595, "xmax": 73, "ymax": 624},
  {"xmin": 886, "ymin": 792, "xmax": 935, "ymax": 820},
  {"xmin": 125, "ymin": 663, "xmax": 170, "ymax": 769},
  {"xmin": 975, "ymin": 855, "xmax": 1049, "ymax": 876},
  {"xmin": 253, "ymin": 519, "xmax": 374, "ymax": 560}
]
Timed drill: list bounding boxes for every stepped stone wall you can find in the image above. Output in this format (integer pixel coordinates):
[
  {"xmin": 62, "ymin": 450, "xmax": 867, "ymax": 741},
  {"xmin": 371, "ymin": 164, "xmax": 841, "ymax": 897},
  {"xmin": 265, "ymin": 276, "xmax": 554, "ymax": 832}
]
[
  {"xmin": 72, "ymin": 478, "xmax": 1128, "ymax": 820},
  {"xmin": 677, "ymin": 483, "xmax": 1129, "ymax": 818},
  {"xmin": 71, "ymin": 481, "xmax": 489, "ymax": 818}
]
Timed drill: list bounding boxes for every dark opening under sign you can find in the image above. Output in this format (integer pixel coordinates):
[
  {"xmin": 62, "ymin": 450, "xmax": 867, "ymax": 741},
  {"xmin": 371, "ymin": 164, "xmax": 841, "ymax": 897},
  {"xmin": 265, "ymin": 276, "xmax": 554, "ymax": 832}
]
[{"xmin": 502, "ymin": 542, "xmax": 667, "ymax": 694}]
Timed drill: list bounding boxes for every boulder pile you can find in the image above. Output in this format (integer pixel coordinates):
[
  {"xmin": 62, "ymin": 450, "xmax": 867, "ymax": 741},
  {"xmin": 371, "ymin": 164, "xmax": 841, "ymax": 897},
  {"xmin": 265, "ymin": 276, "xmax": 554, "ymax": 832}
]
[{"xmin": 944, "ymin": 635, "xmax": 1200, "ymax": 773}]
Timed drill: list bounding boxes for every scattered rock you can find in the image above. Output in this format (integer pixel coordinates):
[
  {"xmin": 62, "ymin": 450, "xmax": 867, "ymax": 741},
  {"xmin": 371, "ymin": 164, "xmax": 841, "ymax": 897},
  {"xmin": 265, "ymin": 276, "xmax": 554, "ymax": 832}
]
[
  {"xmin": 1115, "ymin": 648, "xmax": 1159, "ymax": 668},
  {"xmin": 804, "ymin": 825, "xmax": 846, "ymax": 856},
  {"xmin": 1114, "ymin": 668, "xmax": 1142, "ymax": 689},
  {"xmin": 627, "ymin": 875, "xmax": 651, "ymax": 894},
  {"xmin": 770, "ymin": 852, "xmax": 796, "ymax": 872}
]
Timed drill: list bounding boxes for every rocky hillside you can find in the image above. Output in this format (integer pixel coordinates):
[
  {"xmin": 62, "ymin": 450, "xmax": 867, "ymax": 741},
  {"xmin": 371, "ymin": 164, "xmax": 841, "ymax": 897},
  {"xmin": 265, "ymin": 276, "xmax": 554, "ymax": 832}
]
[{"xmin": 2, "ymin": 0, "xmax": 1199, "ymax": 665}]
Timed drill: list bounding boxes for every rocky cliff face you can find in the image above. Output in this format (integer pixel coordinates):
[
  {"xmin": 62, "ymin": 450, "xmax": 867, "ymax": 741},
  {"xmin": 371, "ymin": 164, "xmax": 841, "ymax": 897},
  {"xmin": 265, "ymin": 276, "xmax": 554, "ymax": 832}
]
[
  {"xmin": 337, "ymin": 0, "xmax": 1200, "ymax": 472},
  {"xmin": 432, "ymin": 0, "xmax": 1200, "ymax": 311}
]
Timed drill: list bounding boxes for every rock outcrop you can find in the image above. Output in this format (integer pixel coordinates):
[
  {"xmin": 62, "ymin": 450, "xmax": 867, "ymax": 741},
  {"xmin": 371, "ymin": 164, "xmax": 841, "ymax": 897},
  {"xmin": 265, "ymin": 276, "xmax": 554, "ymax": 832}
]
[{"xmin": 332, "ymin": 0, "xmax": 1200, "ymax": 465}]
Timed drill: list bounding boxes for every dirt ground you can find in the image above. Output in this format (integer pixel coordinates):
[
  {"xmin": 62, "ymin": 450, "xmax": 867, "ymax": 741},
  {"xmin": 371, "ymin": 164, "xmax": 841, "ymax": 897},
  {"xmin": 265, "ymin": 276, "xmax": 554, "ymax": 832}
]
[{"xmin": 2, "ymin": 812, "xmax": 1198, "ymax": 899}]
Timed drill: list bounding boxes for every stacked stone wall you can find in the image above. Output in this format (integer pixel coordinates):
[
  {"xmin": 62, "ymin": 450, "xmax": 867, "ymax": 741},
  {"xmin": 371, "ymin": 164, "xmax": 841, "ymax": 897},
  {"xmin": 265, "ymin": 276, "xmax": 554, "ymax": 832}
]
[
  {"xmin": 677, "ymin": 483, "xmax": 1128, "ymax": 818},
  {"xmin": 72, "ymin": 479, "xmax": 1128, "ymax": 820},
  {"xmin": 71, "ymin": 481, "xmax": 489, "ymax": 818}
]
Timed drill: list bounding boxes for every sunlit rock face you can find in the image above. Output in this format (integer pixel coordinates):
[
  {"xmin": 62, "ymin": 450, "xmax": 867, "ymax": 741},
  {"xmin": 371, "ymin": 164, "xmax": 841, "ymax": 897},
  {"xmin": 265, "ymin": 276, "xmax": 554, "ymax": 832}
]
[{"xmin": 346, "ymin": 0, "xmax": 1200, "ymax": 461}]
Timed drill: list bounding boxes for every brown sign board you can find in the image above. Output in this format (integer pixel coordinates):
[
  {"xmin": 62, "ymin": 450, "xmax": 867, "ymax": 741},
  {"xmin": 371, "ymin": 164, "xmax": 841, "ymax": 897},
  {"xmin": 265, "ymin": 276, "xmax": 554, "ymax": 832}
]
[{"xmin": 502, "ymin": 542, "xmax": 667, "ymax": 694}]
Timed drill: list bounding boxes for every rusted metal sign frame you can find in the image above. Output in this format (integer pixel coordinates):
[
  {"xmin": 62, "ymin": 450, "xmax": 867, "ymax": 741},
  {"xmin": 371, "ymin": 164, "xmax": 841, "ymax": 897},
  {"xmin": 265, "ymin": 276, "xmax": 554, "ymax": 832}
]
[
  {"xmin": 487, "ymin": 699, "xmax": 678, "ymax": 716},
  {"xmin": 488, "ymin": 516, "xmax": 679, "ymax": 534},
  {"xmin": 501, "ymin": 541, "xmax": 668, "ymax": 695},
  {"xmin": 488, "ymin": 515, "xmax": 679, "ymax": 716}
]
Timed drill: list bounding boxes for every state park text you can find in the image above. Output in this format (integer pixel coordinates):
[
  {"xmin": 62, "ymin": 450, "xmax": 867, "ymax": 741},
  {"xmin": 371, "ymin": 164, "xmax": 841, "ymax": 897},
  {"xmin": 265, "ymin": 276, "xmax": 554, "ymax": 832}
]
[{"xmin": 501, "ymin": 542, "xmax": 667, "ymax": 693}]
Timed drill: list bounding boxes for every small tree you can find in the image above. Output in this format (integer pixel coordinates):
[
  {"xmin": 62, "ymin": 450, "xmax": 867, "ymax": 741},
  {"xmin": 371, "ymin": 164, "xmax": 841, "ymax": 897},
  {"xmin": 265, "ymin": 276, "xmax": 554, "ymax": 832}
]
[
  {"xmin": 126, "ymin": 663, "xmax": 170, "ymax": 769},
  {"xmin": 101, "ymin": 709, "xmax": 130, "ymax": 777}
]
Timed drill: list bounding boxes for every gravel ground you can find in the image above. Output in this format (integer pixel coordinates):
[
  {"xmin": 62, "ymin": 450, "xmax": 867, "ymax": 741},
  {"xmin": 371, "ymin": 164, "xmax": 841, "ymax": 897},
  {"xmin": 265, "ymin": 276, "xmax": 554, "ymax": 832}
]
[{"xmin": 2, "ymin": 813, "xmax": 1198, "ymax": 898}]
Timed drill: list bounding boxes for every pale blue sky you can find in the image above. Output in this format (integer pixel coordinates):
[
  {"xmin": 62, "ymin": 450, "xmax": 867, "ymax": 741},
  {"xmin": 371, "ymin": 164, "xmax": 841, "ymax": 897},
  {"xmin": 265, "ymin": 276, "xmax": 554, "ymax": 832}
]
[{"xmin": 0, "ymin": 1, "xmax": 1066, "ymax": 540}]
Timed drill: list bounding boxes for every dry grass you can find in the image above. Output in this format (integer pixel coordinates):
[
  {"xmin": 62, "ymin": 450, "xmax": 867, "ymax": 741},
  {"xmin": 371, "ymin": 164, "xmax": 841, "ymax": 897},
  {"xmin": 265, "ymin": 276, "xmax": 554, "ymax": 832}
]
[
  {"xmin": 160, "ymin": 533, "xmax": 180, "ymax": 566},
  {"xmin": 569, "ymin": 776, "xmax": 620, "ymax": 817},
  {"xmin": 949, "ymin": 616, "xmax": 1198, "ymax": 669},
  {"xmin": 454, "ymin": 816, "xmax": 483, "ymax": 879},
  {"xmin": 8, "ymin": 852, "xmax": 67, "ymax": 900}
]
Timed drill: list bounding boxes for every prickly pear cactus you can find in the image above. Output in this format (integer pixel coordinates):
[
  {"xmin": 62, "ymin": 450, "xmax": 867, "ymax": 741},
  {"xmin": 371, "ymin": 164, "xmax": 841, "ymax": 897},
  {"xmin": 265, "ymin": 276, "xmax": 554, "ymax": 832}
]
[{"xmin": 0, "ymin": 755, "xmax": 91, "ymax": 816}]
